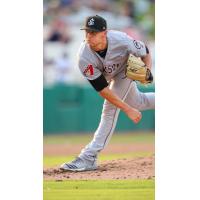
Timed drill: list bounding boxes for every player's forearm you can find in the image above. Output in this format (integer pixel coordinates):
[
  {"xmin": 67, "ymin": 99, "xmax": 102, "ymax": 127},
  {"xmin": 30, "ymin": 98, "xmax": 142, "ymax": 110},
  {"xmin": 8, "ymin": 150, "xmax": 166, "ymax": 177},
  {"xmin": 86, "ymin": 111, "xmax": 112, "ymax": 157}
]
[
  {"xmin": 99, "ymin": 87, "xmax": 131, "ymax": 112},
  {"xmin": 141, "ymin": 53, "xmax": 152, "ymax": 70}
]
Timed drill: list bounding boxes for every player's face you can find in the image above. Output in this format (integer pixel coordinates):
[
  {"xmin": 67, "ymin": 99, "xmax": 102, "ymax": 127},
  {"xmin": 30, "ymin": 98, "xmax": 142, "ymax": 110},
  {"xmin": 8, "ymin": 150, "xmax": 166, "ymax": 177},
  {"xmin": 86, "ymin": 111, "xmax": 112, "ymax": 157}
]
[{"xmin": 85, "ymin": 30, "xmax": 106, "ymax": 51}]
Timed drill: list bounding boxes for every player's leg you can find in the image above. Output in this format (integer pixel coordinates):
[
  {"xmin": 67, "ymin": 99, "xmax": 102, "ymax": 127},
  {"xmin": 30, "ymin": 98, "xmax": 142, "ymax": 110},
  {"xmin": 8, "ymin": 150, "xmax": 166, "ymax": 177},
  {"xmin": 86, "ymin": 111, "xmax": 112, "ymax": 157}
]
[
  {"xmin": 124, "ymin": 81, "xmax": 155, "ymax": 111},
  {"xmin": 78, "ymin": 73, "xmax": 132, "ymax": 161},
  {"xmin": 60, "ymin": 71, "xmax": 132, "ymax": 171}
]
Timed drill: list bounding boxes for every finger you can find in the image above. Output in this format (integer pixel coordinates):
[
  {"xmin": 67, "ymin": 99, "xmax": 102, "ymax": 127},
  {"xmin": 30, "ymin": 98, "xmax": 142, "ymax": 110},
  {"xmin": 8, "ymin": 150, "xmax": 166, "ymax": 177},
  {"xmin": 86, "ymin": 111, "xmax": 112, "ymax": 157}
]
[
  {"xmin": 137, "ymin": 116, "xmax": 142, "ymax": 122},
  {"xmin": 134, "ymin": 118, "xmax": 140, "ymax": 123}
]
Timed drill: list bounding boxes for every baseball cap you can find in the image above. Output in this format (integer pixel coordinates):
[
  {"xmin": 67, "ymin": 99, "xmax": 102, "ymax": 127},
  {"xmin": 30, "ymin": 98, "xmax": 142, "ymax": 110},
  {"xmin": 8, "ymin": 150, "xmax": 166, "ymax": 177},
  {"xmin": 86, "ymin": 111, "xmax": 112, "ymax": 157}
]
[{"xmin": 80, "ymin": 15, "xmax": 107, "ymax": 32}]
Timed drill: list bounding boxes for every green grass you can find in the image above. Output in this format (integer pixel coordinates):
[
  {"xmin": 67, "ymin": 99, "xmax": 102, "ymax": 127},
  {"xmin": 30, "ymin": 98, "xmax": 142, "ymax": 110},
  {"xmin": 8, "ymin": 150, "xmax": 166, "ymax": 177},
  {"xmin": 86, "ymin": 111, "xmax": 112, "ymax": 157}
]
[
  {"xmin": 44, "ymin": 152, "xmax": 154, "ymax": 168},
  {"xmin": 44, "ymin": 180, "xmax": 155, "ymax": 200},
  {"xmin": 43, "ymin": 132, "xmax": 154, "ymax": 145}
]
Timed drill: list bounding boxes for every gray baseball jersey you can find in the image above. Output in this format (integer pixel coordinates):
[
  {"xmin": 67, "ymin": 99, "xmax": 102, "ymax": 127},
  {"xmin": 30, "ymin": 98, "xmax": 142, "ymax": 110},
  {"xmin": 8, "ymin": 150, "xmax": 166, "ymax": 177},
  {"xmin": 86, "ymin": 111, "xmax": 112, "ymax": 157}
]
[{"xmin": 77, "ymin": 30, "xmax": 147, "ymax": 82}]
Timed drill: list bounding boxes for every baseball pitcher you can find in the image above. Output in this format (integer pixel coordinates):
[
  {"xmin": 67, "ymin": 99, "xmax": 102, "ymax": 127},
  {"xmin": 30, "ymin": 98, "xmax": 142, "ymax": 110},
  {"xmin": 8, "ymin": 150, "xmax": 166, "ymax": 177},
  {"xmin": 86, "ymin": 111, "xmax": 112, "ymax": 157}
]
[{"xmin": 60, "ymin": 15, "xmax": 155, "ymax": 171}]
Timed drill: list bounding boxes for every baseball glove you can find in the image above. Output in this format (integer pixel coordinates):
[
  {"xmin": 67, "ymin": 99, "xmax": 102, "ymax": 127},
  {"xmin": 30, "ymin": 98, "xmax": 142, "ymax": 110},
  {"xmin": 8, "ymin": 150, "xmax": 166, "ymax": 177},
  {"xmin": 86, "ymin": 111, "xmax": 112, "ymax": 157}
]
[{"xmin": 126, "ymin": 54, "xmax": 153, "ymax": 84}]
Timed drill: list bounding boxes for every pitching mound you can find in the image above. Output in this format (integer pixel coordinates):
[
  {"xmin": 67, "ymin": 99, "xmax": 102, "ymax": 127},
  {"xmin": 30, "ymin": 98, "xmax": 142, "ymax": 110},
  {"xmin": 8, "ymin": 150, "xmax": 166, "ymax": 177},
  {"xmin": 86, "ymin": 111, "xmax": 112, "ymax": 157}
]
[{"xmin": 43, "ymin": 156, "xmax": 154, "ymax": 180}]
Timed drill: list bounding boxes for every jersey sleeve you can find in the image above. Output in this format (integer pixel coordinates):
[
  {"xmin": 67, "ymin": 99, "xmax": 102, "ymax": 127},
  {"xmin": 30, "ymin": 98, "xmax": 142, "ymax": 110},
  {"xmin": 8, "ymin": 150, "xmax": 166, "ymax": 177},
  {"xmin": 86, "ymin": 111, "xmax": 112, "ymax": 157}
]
[
  {"xmin": 78, "ymin": 58, "xmax": 108, "ymax": 91},
  {"xmin": 125, "ymin": 34, "xmax": 148, "ymax": 57},
  {"xmin": 78, "ymin": 57, "xmax": 102, "ymax": 81}
]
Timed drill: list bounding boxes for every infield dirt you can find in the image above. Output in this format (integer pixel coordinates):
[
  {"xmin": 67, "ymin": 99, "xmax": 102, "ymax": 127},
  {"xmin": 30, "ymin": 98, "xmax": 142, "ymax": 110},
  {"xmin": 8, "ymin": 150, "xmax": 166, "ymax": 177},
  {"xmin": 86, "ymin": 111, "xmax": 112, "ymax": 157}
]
[
  {"xmin": 44, "ymin": 156, "xmax": 154, "ymax": 180},
  {"xmin": 44, "ymin": 142, "xmax": 154, "ymax": 180}
]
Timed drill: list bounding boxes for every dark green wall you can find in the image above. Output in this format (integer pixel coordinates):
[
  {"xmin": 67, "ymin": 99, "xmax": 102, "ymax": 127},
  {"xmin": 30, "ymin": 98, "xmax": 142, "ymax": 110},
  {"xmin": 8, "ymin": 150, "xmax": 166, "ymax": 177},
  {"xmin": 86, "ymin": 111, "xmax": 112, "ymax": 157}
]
[{"xmin": 43, "ymin": 83, "xmax": 155, "ymax": 134}]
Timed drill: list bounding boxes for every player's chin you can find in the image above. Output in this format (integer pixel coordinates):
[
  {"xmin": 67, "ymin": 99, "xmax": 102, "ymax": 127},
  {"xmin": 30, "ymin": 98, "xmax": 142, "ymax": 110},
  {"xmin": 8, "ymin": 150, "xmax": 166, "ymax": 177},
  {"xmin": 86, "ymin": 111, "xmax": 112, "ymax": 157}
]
[
  {"xmin": 88, "ymin": 41, "xmax": 97, "ymax": 47},
  {"xmin": 89, "ymin": 42, "xmax": 96, "ymax": 47}
]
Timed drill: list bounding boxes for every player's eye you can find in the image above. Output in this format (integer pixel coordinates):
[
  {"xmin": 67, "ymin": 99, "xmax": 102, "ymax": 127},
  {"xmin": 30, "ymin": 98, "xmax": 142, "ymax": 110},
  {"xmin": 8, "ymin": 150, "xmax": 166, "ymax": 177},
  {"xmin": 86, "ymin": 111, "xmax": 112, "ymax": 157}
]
[
  {"xmin": 86, "ymin": 30, "xmax": 97, "ymax": 36},
  {"xmin": 91, "ymin": 32, "xmax": 97, "ymax": 36}
]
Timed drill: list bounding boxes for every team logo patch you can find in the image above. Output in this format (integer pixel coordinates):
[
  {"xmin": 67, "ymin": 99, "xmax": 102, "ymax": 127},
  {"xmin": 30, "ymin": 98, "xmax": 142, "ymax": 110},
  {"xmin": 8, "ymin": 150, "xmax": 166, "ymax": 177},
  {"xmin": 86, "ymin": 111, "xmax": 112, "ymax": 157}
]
[
  {"xmin": 83, "ymin": 64, "xmax": 94, "ymax": 76},
  {"xmin": 88, "ymin": 18, "xmax": 95, "ymax": 26},
  {"xmin": 133, "ymin": 40, "xmax": 142, "ymax": 49}
]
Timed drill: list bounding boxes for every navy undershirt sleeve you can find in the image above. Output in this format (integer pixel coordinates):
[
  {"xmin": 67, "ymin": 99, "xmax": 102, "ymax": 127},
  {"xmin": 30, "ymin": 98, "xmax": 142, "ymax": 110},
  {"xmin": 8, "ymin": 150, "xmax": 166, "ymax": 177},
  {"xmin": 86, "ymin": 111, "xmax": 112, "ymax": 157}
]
[{"xmin": 88, "ymin": 74, "xmax": 108, "ymax": 92}]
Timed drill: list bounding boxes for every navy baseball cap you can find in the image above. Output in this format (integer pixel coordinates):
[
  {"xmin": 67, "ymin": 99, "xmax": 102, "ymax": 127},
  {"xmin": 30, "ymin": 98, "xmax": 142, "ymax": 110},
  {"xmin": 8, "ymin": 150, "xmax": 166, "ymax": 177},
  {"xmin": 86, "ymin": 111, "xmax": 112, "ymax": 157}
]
[{"xmin": 80, "ymin": 15, "xmax": 107, "ymax": 32}]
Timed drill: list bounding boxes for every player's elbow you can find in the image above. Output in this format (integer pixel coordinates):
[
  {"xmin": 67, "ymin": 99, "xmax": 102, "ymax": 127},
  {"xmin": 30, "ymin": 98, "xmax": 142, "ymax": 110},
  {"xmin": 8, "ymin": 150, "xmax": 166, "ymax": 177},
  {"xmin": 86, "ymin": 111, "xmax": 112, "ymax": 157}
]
[{"xmin": 99, "ymin": 86, "xmax": 109, "ymax": 97}]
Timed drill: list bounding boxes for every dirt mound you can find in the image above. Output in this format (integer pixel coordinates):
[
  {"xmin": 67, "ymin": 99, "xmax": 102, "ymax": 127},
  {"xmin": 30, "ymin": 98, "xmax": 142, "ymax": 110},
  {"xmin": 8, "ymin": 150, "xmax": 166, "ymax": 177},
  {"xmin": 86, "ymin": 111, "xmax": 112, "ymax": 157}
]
[{"xmin": 43, "ymin": 156, "xmax": 154, "ymax": 180}]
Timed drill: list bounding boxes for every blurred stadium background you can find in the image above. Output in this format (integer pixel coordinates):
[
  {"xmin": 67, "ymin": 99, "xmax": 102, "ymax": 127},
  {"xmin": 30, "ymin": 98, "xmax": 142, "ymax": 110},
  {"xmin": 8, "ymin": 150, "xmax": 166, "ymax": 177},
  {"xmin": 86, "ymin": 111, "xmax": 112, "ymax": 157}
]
[{"xmin": 43, "ymin": 0, "xmax": 155, "ymax": 134}]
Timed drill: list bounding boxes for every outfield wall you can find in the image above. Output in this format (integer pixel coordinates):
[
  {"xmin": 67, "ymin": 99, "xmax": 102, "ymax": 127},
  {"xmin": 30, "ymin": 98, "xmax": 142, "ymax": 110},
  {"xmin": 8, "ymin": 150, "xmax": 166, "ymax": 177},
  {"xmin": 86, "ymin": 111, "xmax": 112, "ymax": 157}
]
[{"xmin": 43, "ymin": 83, "xmax": 155, "ymax": 134}]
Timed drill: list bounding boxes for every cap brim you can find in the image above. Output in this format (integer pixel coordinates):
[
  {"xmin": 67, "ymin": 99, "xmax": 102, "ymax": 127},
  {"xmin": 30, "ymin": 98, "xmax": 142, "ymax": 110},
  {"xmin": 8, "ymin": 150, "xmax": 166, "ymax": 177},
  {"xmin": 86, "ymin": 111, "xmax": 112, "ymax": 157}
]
[{"xmin": 80, "ymin": 27, "xmax": 101, "ymax": 32}]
